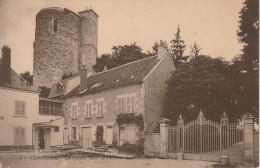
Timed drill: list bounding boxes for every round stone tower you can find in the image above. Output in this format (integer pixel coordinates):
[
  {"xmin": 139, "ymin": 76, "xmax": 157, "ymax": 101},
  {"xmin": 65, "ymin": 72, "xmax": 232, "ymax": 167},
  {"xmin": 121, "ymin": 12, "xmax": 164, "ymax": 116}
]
[{"xmin": 33, "ymin": 7, "xmax": 81, "ymax": 87}]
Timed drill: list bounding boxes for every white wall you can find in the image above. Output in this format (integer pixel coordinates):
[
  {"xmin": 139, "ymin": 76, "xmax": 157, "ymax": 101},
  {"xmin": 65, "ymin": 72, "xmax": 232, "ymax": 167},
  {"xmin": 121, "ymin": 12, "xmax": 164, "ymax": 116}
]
[
  {"xmin": 0, "ymin": 87, "xmax": 39, "ymax": 146},
  {"xmin": 0, "ymin": 86, "xmax": 64, "ymax": 147}
]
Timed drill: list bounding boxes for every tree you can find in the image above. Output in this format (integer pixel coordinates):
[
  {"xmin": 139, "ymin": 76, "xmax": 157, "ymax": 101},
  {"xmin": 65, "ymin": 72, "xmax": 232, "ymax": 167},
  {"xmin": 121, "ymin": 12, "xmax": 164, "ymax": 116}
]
[
  {"xmin": 190, "ymin": 42, "xmax": 201, "ymax": 58},
  {"xmin": 235, "ymin": 0, "xmax": 259, "ymax": 116},
  {"xmin": 39, "ymin": 86, "xmax": 50, "ymax": 98},
  {"xmin": 20, "ymin": 71, "xmax": 33, "ymax": 85},
  {"xmin": 163, "ymin": 56, "xmax": 239, "ymax": 123},
  {"xmin": 169, "ymin": 25, "xmax": 187, "ymax": 69},
  {"xmin": 93, "ymin": 43, "xmax": 149, "ymax": 72},
  {"xmin": 237, "ymin": 0, "xmax": 259, "ymax": 72}
]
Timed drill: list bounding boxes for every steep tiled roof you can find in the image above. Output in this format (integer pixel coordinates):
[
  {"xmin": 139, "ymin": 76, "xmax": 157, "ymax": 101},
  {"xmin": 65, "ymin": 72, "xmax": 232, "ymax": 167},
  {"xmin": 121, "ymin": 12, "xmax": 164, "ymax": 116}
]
[{"xmin": 64, "ymin": 55, "xmax": 160, "ymax": 98}]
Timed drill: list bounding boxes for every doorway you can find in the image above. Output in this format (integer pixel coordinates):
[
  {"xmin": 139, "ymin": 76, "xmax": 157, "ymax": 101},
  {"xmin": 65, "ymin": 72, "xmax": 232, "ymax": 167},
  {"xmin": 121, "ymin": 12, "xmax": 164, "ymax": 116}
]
[
  {"xmin": 64, "ymin": 128, "xmax": 69, "ymax": 144},
  {"xmin": 82, "ymin": 127, "xmax": 92, "ymax": 148},
  {"xmin": 38, "ymin": 128, "xmax": 45, "ymax": 149},
  {"xmin": 96, "ymin": 126, "xmax": 104, "ymax": 146}
]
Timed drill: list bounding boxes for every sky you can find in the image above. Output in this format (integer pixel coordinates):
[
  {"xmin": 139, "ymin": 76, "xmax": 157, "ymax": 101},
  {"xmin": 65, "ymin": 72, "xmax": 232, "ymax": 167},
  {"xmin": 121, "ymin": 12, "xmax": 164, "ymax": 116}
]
[{"xmin": 0, "ymin": 0, "xmax": 244, "ymax": 74}]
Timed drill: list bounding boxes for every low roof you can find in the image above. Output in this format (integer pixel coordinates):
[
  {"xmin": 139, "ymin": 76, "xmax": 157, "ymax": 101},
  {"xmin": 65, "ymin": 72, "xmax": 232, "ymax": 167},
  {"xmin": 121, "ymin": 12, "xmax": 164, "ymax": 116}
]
[{"xmin": 64, "ymin": 55, "xmax": 160, "ymax": 98}]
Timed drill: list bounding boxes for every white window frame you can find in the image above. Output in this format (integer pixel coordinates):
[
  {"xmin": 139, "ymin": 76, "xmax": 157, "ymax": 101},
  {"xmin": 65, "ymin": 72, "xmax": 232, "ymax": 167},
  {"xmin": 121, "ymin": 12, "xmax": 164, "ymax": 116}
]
[
  {"xmin": 71, "ymin": 102, "xmax": 78, "ymax": 119},
  {"xmin": 84, "ymin": 100, "xmax": 93, "ymax": 118},
  {"xmin": 97, "ymin": 98, "xmax": 105, "ymax": 117},
  {"xmin": 15, "ymin": 100, "xmax": 26, "ymax": 116},
  {"xmin": 117, "ymin": 93, "xmax": 136, "ymax": 114}
]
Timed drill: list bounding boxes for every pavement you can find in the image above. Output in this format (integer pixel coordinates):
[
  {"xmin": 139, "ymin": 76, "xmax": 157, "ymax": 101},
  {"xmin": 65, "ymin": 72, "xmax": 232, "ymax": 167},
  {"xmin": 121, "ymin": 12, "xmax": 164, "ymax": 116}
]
[
  {"xmin": 71, "ymin": 148, "xmax": 135, "ymax": 159},
  {"xmin": 0, "ymin": 149, "xmax": 217, "ymax": 168}
]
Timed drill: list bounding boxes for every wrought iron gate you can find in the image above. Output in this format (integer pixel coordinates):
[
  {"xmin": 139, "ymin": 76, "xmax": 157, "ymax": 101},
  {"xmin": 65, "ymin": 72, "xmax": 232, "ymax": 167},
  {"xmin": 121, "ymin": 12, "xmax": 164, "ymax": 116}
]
[{"xmin": 168, "ymin": 111, "xmax": 244, "ymax": 154}]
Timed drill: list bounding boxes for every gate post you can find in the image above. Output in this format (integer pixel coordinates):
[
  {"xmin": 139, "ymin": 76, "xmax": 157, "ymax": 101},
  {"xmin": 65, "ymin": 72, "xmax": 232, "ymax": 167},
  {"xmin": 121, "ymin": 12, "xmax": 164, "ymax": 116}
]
[
  {"xmin": 243, "ymin": 114, "xmax": 255, "ymax": 167},
  {"xmin": 159, "ymin": 118, "xmax": 170, "ymax": 158}
]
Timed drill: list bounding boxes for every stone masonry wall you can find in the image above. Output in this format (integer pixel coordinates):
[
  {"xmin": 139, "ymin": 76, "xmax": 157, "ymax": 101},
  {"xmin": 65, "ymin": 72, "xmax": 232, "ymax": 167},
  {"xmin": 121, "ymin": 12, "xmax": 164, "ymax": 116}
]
[
  {"xmin": 143, "ymin": 54, "xmax": 175, "ymax": 133},
  {"xmin": 33, "ymin": 8, "xmax": 80, "ymax": 87},
  {"xmin": 79, "ymin": 11, "xmax": 98, "ymax": 71}
]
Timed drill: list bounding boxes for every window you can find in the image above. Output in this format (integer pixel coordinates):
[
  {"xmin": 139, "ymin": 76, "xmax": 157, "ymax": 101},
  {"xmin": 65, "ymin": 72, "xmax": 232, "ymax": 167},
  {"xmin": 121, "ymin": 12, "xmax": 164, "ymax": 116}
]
[
  {"xmin": 97, "ymin": 99, "xmax": 104, "ymax": 117},
  {"xmin": 72, "ymin": 127, "xmax": 77, "ymax": 140},
  {"xmin": 53, "ymin": 19, "xmax": 58, "ymax": 33},
  {"xmin": 85, "ymin": 101, "xmax": 92, "ymax": 118},
  {"xmin": 39, "ymin": 99, "xmax": 63, "ymax": 116},
  {"xmin": 15, "ymin": 101, "xmax": 25, "ymax": 116},
  {"xmin": 117, "ymin": 95, "xmax": 135, "ymax": 114},
  {"xmin": 54, "ymin": 126, "xmax": 59, "ymax": 132},
  {"xmin": 14, "ymin": 126, "xmax": 26, "ymax": 146},
  {"xmin": 71, "ymin": 103, "xmax": 78, "ymax": 119}
]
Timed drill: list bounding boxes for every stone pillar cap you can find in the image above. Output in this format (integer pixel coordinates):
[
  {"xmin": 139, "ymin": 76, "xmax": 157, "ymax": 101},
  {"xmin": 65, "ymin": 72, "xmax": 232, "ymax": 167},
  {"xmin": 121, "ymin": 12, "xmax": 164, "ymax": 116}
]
[
  {"xmin": 159, "ymin": 118, "xmax": 171, "ymax": 124},
  {"xmin": 243, "ymin": 112, "xmax": 255, "ymax": 119}
]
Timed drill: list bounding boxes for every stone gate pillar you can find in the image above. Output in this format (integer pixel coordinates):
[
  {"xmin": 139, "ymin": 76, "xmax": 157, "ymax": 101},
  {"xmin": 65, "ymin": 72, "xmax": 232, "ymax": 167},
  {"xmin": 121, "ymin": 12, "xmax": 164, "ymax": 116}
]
[
  {"xmin": 159, "ymin": 118, "xmax": 170, "ymax": 158},
  {"xmin": 243, "ymin": 114, "xmax": 255, "ymax": 167}
]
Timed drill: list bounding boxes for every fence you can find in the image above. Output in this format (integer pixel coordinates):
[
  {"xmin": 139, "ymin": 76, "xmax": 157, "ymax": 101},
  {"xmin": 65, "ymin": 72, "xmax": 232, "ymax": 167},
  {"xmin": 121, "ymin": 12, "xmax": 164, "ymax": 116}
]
[
  {"xmin": 168, "ymin": 111, "xmax": 244, "ymax": 154},
  {"xmin": 144, "ymin": 112, "xmax": 258, "ymax": 167}
]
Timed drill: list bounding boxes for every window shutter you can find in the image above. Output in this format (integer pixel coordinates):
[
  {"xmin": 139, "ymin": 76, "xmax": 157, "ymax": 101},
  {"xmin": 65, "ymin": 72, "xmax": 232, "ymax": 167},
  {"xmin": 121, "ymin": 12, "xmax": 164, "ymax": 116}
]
[
  {"xmin": 21, "ymin": 102, "xmax": 25, "ymax": 115},
  {"xmin": 15, "ymin": 101, "xmax": 20, "ymax": 115},
  {"xmin": 70, "ymin": 107, "xmax": 73, "ymax": 118},
  {"xmin": 76, "ymin": 105, "xmax": 79, "ymax": 118},
  {"xmin": 14, "ymin": 127, "xmax": 19, "ymax": 145},
  {"xmin": 20, "ymin": 127, "xmax": 26, "ymax": 145},
  {"xmin": 89, "ymin": 103, "xmax": 92, "ymax": 116},
  {"xmin": 92, "ymin": 126, "xmax": 97, "ymax": 141},
  {"xmin": 117, "ymin": 99, "xmax": 121, "ymax": 113}
]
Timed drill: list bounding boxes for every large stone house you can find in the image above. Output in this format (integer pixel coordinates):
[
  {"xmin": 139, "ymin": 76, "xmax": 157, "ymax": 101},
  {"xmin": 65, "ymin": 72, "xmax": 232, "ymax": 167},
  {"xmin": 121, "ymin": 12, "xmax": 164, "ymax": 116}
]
[
  {"xmin": 49, "ymin": 46, "xmax": 175, "ymax": 148},
  {"xmin": 0, "ymin": 47, "xmax": 64, "ymax": 150}
]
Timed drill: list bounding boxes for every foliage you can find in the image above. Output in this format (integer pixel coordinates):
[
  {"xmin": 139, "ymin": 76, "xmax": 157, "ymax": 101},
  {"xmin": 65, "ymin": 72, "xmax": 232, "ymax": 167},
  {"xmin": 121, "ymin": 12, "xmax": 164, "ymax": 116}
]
[
  {"xmin": 116, "ymin": 113, "xmax": 144, "ymax": 130},
  {"xmin": 235, "ymin": 0, "xmax": 259, "ymax": 116},
  {"xmin": 39, "ymin": 86, "xmax": 51, "ymax": 98},
  {"xmin": 20, "ymin": 71, "xmax": 33, "ymax": 85},
  {"xmin": 169, "ymin": 25, "xmax": 187, "ymax": 69},
  {"xmin": 190, "ymin": 42, "xmax": 201, "ymax": 59},
  {"xmin": 1, "ymin": 45, "xmax": 11, "ymax": 56},
  {"xmin": 163, "ymin": 56, "xmax": 239, "ymax": 123},
  {"xmin": 92, "ymin": 43, "xmax": 150, "ymax": 72},
  {"xmin": 237, "ymin": 0, "xmax": 259, "ymax": 72},
  {"xmin": 61, "ymin": 72, "xmax": 76, "ymax": 80}
]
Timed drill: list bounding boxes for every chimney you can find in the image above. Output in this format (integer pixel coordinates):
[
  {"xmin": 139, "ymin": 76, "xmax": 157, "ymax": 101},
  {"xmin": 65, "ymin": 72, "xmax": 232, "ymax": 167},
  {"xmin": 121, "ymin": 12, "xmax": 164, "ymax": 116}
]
[
  {"xmin": 157, "ymin": 40, "xmax": 167, "ymax": 59},
  {"xmin": 80, "ymin": 67, "xmax": 88, "ymax": 92},
  {"xmin": 0, "ymin": 46, "xmax": 11, "ymax": 84}
]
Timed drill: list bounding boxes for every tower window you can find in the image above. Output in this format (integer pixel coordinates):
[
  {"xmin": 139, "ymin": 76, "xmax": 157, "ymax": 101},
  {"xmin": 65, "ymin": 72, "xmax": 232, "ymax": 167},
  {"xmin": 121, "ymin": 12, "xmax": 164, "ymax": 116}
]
[{"xmin": 53, "ymin": 19, "xmax": 58, "ymax": 33}]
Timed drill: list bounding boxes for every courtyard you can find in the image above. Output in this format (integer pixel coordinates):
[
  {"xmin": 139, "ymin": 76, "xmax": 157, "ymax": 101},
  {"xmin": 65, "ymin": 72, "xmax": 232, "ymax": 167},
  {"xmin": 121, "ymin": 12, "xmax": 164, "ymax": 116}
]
[{"xmin": 0, "ymin": 151, "xmax": 215, "ymax": 168}]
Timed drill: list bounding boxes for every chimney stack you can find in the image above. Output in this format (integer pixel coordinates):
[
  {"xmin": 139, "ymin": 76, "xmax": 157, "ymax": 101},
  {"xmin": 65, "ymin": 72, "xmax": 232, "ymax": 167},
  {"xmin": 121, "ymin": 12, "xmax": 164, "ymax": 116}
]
[
  {"xmin": 0, "ymin": 46, "xmax": 11, "ymax": 84},
  {"xmin": 157, "ymin": 40, "xmax": 167, "ymax": 59}
]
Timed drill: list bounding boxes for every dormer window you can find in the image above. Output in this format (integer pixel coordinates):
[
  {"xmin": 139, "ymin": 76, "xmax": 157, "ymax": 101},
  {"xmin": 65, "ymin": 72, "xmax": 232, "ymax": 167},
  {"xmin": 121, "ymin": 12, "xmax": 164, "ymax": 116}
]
[{"xmin": 52, "ymin": 19, "xmax": 58, "ymax": 33}]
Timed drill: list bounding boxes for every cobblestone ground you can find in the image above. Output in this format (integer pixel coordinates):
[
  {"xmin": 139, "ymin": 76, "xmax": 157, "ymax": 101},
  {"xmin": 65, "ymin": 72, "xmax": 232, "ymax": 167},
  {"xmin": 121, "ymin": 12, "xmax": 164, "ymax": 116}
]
[{"xmin": 0, "ymin": 152, "xmax": 215, "ymax": 168}]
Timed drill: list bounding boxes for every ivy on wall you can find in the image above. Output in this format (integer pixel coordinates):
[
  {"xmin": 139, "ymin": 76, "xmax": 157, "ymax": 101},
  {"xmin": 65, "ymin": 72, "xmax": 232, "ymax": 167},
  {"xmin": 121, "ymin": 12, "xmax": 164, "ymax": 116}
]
[{"xmin": 116, "ymin": 113, "xmax": 144, "ymax": 130}]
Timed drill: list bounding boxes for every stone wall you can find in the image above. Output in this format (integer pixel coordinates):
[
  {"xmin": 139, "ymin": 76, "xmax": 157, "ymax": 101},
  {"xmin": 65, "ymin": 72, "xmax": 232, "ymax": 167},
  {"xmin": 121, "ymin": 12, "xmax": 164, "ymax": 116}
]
[
  {"xmin": 63, "ymin": 84, "xmax": 144, "ymax": 147},
  {"xmin": 254, "ymin": 132, "xmax": 259, "ymax": 167},
  {"xmin": 143, "ymin": 53, "xmax": 175, "ymax": 133},
  {"xmin": 33, "ymin": 8, "xmax": 81, "ymax": 87},
  {"xmin": 79, "ymin": 10, "xmax": 98, "ymax": 71},
  {"xmin": 144, "ymin": 133, "xmax": 160, "ymax": 157}
]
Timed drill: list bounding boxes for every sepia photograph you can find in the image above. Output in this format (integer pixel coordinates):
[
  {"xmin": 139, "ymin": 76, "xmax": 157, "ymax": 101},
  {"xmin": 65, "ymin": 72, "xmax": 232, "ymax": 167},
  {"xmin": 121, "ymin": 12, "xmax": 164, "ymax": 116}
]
[{"xmin": 0, "ymin": 0, "xmax": 259, "ymax": 167}]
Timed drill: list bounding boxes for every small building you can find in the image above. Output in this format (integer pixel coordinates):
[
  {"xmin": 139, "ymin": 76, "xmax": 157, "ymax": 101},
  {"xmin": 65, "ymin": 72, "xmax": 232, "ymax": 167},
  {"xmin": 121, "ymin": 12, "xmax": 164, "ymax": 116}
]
[
  {"xmin": 0, "ymin": 46, "xmax": 64, "ymax": 150},
  {"xmin": 49, "ymin": 45, "xmax": 175, "ymax": 148}
]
